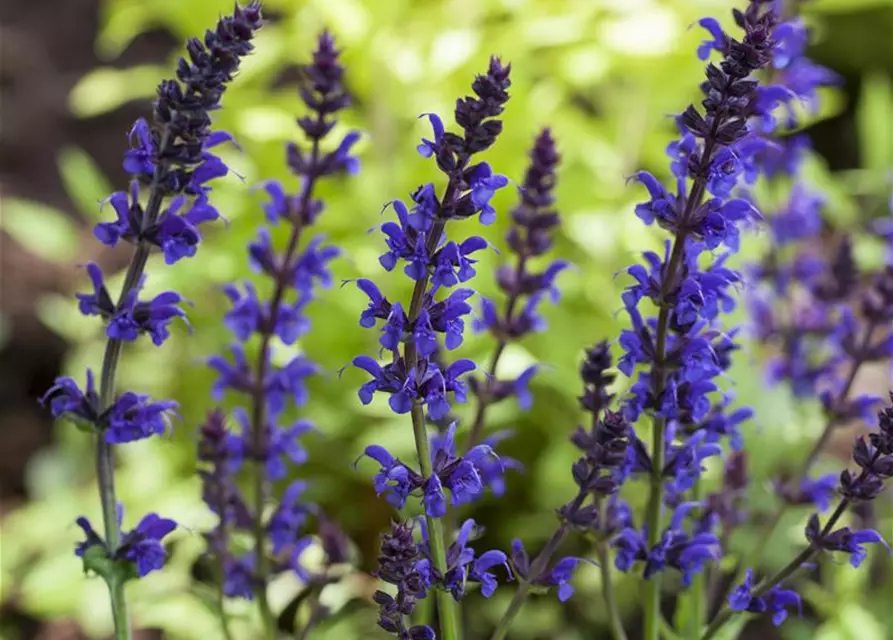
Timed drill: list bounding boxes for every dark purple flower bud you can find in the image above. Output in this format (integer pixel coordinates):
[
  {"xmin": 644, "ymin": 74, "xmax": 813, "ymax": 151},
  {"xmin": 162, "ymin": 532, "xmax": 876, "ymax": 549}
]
[
  {"xmin": 509, "ymin": 539, "xmax": 531, "ymax": 579},
  {"xmin": 148, "ymin": 3, "xmax": 262, "ymax": 192},
  {"xmin": 578, "ymin": 341, "xmax": 616, "ymax": 416},
  {"xmin": 454, "ymin": 56, "xmax": 511, "ymax": 155},
  {"xmin": 726, "ymin": 451, "xmax": 749, "ymax": 489},
  {"xmin": 873, "ymin": 396, "xmax": 893, "ymax": 454},
  {"xmin": 373, "ymin": 520, "xmax": 431, "ymax": 637},
  {"xmin": 806, "ymin": 513, "xmax": 892, "ymax": 567},
  {"xmin": 317, "ymin": 513, "xmax": 352, "ymax": 566},
  {"xmin": 813, "ymin": 237, "xmax": 857, "ymax": 302},
  {"xmin": 861, "ymin": 265, "xmax": 893, "ymax": 323},
  {"xmin": 839, "ymin": 469, "xmax": 885, "ymax": 502}
]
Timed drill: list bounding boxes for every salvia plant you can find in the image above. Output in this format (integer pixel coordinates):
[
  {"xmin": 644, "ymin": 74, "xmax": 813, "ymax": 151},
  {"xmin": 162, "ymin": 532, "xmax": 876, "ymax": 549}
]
[{"xmin": 40, "ymin": 1, "xmax": 891, "ymax": 639}]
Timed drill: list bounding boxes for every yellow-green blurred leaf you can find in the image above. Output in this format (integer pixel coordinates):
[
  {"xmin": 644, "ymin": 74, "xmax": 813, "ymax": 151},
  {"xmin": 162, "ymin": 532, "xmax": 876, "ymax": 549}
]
[
  {"xmin": 816, "ymin": 604, "xmax": 886, "ymax": 640},
  {"xmin": 69, "ymin": 65, "xmax": 163, "ymax": 118},
  {"xmin": 813, "ymin": 0, "xmax": 893, "ymax": 12},
  {"xmin": 857, "ymin": 71, "xmax": 893, "ymax": 172},
  {"xmin": 0, "ymin": 199, "xmax": 80, "ymax": 262},
  {"xmin": 96, "ymin": 0, "xmax": 155, "ymax": 59},
  {"xmin": 58, "ymin": 147, "xmax": 115, "ymax": 221},
  {"xmin": 34, "ymin": 294, "xmax": 97, "ymax": 341}
]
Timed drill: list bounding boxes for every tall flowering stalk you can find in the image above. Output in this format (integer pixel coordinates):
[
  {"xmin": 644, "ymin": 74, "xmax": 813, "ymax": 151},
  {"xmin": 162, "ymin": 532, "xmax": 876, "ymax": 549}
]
[
  {"xmin": 40, "ymin": 5, "xmax": 261, "ymax": 638},
  {"xmin": 693, "ymin": 0, "xmax": 888, "ymax": 618},
  {"xmin": 690, "ymin": 1, "xmax": 893, "ymax": 636},
  {"xmin": 478, "ymin": 131, "xmax": 631, "ymax": 640},
  {"xmin": 490, "ymin": 342, "xmax": 630, "ymax": 640},
  {"xmin": 741, "ymin": 0, "xmax": 877, "ymax": 554},
  {"xmin": 354, "ymin": 59, "xmax": 514, "ymax": 640},
  {"xmin": 202, "ymin": 31, "xmax": 359, "ymax": 638},
  {"xmin": 609, "ymin": 4, "xmax": 781, "ymax": 639},
  {"xmin": 703, "ymin": 390, "xmax": 893, "ymax": 639},
  {"xmin": 466, "ymin": 128, "xmax": 566, "ymax": 449}
]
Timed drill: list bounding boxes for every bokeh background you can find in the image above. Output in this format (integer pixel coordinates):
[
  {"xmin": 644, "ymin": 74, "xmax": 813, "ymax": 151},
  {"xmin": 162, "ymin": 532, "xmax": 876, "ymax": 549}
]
[{"xmin": 1, "ymin": 0, "xmax": 892, "ymax": 638}]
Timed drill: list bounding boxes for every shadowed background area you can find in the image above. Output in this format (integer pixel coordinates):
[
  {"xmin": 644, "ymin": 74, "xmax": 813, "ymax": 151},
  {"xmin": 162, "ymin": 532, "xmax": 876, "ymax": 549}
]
[{"xmin": 1, "ymin": 0, "xmax": 891, "ymax": 638}]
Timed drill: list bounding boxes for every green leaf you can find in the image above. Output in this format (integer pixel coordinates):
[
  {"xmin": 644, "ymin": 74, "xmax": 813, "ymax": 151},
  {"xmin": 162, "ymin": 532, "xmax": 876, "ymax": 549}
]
[
  {"xmin": 838, "ymin": 605, "xmax": 886, "ymax": 640},
  {"xmin": 96, "ymin": 0, "xmax": 154, "ymax": 59},
  {"xmin": 710, "ymin": 616, "xmax": 749, "ymax": 640},
  {"xmin": 812, "ymin": 0, "xmax": 893, "ymax": 12},
  {"xmin": 816, "ymin": 603, "xmax": 887, "ymax": 640},
  {"xmin": 68, "ymin": 65, "xmax": 163, "ymax": 118},
  {"xmin": 34, "ymin": 293, "xmax": 97, "ymax": 342},
  {"xmin": 58, "ymin": 147, "xmax": 114, "ymax": 221},
  {"xmin": 0, "ymin": 199, "xmax": 80, "ymax": 263},
  {"xmin": 660, "ymin": 613, "xmax": 684, "ymax": 640},
  {"xmin": 857, "ymin": 71, "xmax": 893, "ymax": 172}
]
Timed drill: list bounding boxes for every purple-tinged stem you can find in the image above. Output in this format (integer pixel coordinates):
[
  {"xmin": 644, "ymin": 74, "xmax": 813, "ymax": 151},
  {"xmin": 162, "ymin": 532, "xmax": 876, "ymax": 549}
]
[
  {"xmin": 465, "ymin": 252, "xmax": 527, "ymax": 451},
  {"xmin": 95, "ymin": 129, "xmax": 172, "ymax": 640},
  {"xmin": 489, "ymin": 521, "xmax": 573, "ymax": 640},
  {"xmin": 701, "ymin": 497, "xmax": 849, "ymax": 640},
  {"xmin": 709, "ymin": 320, "xmax": 878, "ymax": 614},
  {"xmin": 248, "ymin": 137, "xmax": 319, "ymax": 638},
  {"xmin": 706, "ymin": 443, "xmax": 883, "ymax": 639}
]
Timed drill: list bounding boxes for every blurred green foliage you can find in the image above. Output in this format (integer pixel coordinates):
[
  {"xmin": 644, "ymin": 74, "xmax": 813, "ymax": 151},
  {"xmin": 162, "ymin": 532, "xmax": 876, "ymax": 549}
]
[{"xmin": 1, "ymin": 0, "xmax": 891, "ymax": 638}]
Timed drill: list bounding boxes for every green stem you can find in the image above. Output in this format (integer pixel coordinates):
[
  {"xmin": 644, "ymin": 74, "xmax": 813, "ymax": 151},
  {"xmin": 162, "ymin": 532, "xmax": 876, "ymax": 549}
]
[
  {"xmin": 216, "ymin": 547, "xmax": 236, "ymax": 640},
  {"xmin": 412, "ymin": 402, "xmax": 461, "ymax": 640},
  {"xmin": 659, "ymin": 614, "xmax": 684, "ymax": 640},
  {"xmin": 688, "ymin": 557, "xmax": 706, "ymax": 639},
  {"xmin": 396, "ymin": 180, "xmax": 465, "ymax": 640},
  {"xmin": 684, "ymin": 481, "xmax": 706, "ymax": 640},
  {"xmin": 105, "ymin": 577, "xmax": 130, "ymax": 640},
  {"xmin": 294, "ymin": 589, "xmax": 324, "ymax": 640},
  {"xmin": 249, "ymin": 138, "xmax": 319, "ymax": 639},
  {"xmin": 595, "ymin": 543, "xmax": 628, "ymax": 640},
  {"xmin": 414, "ymin": 589, "xmax": 433, "ymax": 628},
  {"xmin": 642, "ymin": 238, "xmax": 685, "ymax": 640},
  {"xmin": 489, "ymin": 582, "xmax": 531, "ymax": 640},
  {"xmin": 641, "ymin": 91, "xmax": 725, "ymax": 636}
]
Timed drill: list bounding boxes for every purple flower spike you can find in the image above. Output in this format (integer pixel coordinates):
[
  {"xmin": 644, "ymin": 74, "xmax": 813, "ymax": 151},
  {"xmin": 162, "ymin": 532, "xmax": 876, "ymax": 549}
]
[
  {"xmin": 468, "ymin": 129, "xmax": 563, "ymax": 448},
  {"xmin": 199, "ymin": 27, "xmax": 356, "ymax": 599},
  {"xmin": 40, "ymin": 4, "xmax": 264, "ymax": 611}
]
